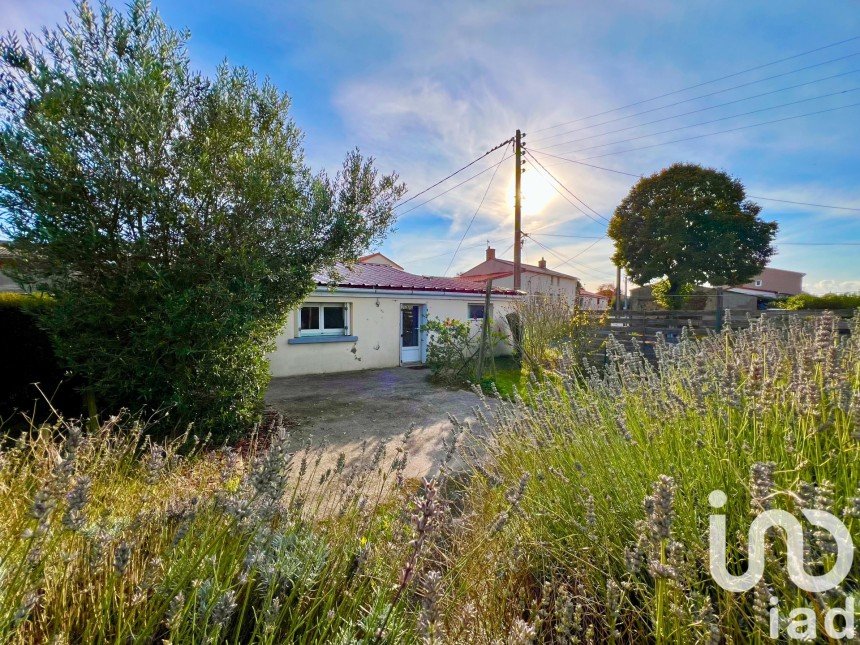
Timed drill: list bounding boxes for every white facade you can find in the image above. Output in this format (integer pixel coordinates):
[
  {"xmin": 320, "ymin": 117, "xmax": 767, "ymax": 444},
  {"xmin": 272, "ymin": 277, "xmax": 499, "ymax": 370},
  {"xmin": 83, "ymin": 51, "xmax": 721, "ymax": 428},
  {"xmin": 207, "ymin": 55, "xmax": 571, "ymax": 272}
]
[
  {"xmin": 482, "ymin": 270, "xmax": 579, "ymax": 300},
  {"xmin": 457, "ymin": 249, "xmax": 580, "ymax": 301},
  {"xmin": 268, "ymin": 287, "xmax": 516, "ymax": 378}
]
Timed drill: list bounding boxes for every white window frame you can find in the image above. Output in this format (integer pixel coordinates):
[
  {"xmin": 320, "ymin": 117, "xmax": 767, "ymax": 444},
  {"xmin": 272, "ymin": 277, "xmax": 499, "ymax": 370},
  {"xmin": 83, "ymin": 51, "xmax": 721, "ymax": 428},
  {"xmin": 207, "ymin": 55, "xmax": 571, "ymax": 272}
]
[
  {"xmin": 298, "ymin": 302, "xmax": 350, "ymax": 337},
  {"xmin": 754, "ymin": 279, "xmax": 763, "ymax": 287}
]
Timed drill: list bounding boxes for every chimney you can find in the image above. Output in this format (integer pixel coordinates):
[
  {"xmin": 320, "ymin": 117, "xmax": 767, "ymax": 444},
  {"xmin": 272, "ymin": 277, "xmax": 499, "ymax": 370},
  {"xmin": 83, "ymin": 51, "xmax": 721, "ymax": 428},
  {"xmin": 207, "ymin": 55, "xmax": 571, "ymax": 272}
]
[
  {"xmin": 486, "ymin": 247, "xmax": 496, "ymax": 261},
  {"xmin": 538, "ymin": 257, "xmax": 547, "ymax": 269}
]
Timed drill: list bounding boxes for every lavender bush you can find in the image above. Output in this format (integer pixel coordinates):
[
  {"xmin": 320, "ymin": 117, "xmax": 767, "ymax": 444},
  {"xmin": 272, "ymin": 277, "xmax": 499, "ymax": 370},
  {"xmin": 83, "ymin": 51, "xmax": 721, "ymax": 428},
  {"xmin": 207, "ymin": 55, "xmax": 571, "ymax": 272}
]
[{"xmin": 1, "ymin": 311, "xmax": 857, "ymax": 642}]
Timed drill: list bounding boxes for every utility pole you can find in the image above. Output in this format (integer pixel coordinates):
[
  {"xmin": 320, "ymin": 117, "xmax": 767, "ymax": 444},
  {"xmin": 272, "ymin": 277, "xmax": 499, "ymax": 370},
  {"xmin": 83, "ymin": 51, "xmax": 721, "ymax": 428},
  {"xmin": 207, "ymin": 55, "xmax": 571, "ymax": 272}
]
[
  {"xmin": 513, "ymin": 129, "xmax": 523, "ymax": 291},
  {"xmin": 615, "ymin": 264, "xmax": 622, "ymax": 311},
  {"xmin": 476, "ymin": 279, "xmax": 493, "ymax": 382}
]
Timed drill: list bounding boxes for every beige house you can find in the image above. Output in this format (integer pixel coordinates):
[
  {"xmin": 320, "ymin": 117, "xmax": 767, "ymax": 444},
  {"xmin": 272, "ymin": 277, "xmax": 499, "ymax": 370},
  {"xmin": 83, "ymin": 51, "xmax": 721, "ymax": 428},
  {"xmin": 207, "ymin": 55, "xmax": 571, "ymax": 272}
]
[
  {"xmin": 267, "ymin": 257, "xmax": 518, "ymax": 378},
  {"xmin": 457, "ymin": 247, "xmax": 580, "ymax": 300},
  {"xmin": 730, "ymin": 267, "xmax": 805, "ymax": 299}
]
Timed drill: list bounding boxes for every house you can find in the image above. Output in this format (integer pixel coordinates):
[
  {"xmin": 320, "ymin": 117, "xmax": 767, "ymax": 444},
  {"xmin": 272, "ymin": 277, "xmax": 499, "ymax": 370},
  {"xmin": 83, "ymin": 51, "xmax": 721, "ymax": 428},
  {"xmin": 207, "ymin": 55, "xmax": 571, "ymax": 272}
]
[
  {"xmin": 456, "ymin": 247, "xmax": 580, "ymax": 300},
  {"xmin": 728, "ymin": 267, "xmax": 805, "ymax": 300},
  {"xmin": 0, "ymin": 243, "xmax": 21, "ymax": 292},
  {"xmin": 628, "ymin": 267, "xmax": 806, "ymax": 311},
  {"xmin": 267, "ymin": 257, "xmax": 519, "ymax": 378},
  {"xmin": 356, "ymin": 252, "xmax": 404, "ymax": 270},
  {"xmin": 577, "ymin": 288, "xmax": 611, "ymax": 310}
]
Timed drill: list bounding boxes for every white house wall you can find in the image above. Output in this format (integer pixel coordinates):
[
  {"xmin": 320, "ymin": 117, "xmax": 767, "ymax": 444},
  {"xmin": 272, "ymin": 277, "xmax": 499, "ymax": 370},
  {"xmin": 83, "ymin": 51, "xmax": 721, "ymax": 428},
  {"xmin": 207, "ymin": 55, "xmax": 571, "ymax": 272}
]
[
  {"xmin": 490, "ymin": 272, "xmax": 579, "ymax": 299},
  {"xmin": 268, "ymin": 290, "xmax": 515, "ymax": 378}
]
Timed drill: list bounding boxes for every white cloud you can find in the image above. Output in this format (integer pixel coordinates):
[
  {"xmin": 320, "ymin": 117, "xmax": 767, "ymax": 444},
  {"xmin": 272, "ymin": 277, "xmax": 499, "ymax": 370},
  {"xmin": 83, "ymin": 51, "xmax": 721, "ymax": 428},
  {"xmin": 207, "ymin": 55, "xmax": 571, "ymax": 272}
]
[{"xmin": 808, "ymin": 279, "xmax": 860, "ymax": 295}]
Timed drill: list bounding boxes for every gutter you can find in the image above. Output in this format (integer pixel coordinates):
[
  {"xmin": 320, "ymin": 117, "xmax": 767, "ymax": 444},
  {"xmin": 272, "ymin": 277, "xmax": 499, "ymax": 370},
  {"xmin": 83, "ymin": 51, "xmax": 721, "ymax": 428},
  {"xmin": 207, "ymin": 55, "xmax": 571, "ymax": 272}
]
[{"xmin": 313, "ymin": 285, "xmax": 522, "ymax": 299}]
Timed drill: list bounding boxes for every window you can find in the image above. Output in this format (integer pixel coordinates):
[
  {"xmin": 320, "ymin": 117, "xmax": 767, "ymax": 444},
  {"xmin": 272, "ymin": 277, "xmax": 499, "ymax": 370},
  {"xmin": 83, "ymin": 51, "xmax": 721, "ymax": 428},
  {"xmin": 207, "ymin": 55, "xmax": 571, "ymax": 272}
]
[
  {"xmin": 299, "ymin": 303, "xmax": 348, "ymax": 336},
  {"xmin": 468, "ymin": 303, "xmax": 486, "ymax": 320},
  {"xmin": 754, "ymin": 280, "xmax": 763, "ymax": 287}
]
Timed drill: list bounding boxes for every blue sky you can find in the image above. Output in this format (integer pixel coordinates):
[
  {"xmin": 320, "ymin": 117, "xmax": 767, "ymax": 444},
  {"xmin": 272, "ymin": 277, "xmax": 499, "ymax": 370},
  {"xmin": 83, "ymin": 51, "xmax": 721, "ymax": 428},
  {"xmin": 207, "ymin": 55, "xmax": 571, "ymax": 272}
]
[{"xmin": 5, "ymin": 1, "xmax": 860, "ymax": 292}]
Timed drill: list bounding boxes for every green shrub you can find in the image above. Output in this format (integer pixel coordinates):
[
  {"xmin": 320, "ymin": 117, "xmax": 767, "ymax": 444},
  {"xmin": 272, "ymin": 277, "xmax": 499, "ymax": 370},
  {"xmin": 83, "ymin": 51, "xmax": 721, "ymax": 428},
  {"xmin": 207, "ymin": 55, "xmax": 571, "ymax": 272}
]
[
  {"xmin": 509, "ymin": 295, "xmax": 601, "ymax": 372},
  {"xmin": 650, "ymin": 278, "xmax": 704, "ymax": 310},
  {"xmin": 0, "ymin": 2, "xmax": 403, "ymax": 438},
  {"xmin": 0, "ymin": 293, "xmax": 81, "ymax": 426},
  {"xmin": 423, "ymin": 317, "xmax": 504, "ymax": 386},
  {"xmin": 773, "ymin": 291, "xmax": 860, "ymax": 310}
]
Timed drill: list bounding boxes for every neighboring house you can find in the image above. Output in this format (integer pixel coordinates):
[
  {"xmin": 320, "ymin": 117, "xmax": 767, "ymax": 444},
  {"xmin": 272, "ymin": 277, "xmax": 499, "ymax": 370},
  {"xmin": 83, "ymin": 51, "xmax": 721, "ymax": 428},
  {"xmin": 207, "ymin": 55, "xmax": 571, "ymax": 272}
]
[
  {"xmin": 356, "ymin": 252, "xmax": 403, "ymax": 269},
  {"xmin": 456, "ymin": 247, "xmax": 580, "ymax": 300},
  {"xmin": 578, "ymin": 289, "xmax": 611, "ymax": 310},
  {"xmin": 0, "ymin": 243, "xmax": 21, "ymax": 292},
  {"xmin": 728, "ymin": 267, "xmax": 805, "ymax": 300},
  {"xmin": 629, "ymin": 267, "xmax": 806, "ymax": 311},
  {"xmin": 267, "ymin": 257, "xmax": 519, "ymax": 378}
]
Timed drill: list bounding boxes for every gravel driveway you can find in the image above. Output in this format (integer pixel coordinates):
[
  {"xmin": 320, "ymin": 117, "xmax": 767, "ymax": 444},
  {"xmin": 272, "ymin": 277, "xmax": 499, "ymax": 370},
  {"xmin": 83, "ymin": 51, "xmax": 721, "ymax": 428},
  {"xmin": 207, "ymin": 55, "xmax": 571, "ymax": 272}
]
[{"xmin": 265, "ymin": 367, "xmax": 494, "ymax": 481}]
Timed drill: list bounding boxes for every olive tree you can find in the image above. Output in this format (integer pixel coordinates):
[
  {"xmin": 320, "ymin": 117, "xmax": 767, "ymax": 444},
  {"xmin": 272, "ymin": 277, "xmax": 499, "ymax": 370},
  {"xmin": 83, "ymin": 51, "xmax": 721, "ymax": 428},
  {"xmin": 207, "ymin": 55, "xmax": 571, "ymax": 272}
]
[
  {"xmin": 0, "ymin": 1, "xmax": 405, "ymax": 436},
  {"xmin": 608, "ymin": 163, "xmax": 777, "ymax": 309}
]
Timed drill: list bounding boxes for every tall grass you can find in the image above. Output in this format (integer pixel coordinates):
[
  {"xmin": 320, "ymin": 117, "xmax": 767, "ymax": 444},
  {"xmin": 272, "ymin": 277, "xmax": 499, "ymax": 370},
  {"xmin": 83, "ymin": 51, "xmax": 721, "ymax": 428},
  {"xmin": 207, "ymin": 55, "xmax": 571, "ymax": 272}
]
[
  {"xmin": 1, "ymin": 312, "xmax": 857, "ymax": 642},
  {"xmin": 0, "ymin": 414, "xmax": 435, "ymax": 643}
]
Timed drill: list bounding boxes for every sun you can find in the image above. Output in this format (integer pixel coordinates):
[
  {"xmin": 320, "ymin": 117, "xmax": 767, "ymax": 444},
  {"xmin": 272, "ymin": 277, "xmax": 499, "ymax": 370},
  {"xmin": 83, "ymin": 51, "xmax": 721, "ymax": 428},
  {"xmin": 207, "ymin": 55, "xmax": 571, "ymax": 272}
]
[{"xmin": 506, "ymin": 169, "xmax": 556, "ymax": 218}]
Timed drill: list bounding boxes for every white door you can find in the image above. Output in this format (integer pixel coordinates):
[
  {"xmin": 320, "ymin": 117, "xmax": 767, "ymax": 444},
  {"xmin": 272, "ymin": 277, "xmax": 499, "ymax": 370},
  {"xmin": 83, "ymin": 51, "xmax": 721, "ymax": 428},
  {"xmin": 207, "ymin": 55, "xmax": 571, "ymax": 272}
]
[{"xmin": 400, "ymin": 304, "xmax": 422, "ymax": 363}]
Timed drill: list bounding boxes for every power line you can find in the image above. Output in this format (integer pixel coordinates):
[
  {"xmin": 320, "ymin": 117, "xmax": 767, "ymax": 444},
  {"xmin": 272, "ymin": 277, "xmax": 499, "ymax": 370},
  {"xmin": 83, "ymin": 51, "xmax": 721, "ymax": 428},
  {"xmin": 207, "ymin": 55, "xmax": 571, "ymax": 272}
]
[
  {"xmin": 531, "ymin": 54, "xmax": 860, "ymax": 145},
  {"xmin": 411, "ymin": 236, "xmax": 510, "ymax": 263},
  {"xmin": 444, "ymin": 144, "xmax": 510, "ymax": 276},
  {"xmin": 535, "ymin": 87, "xmax": 860, "ymax": 157},
  {"xmin": 526, "ymin": 234, "xmax": 613, "ymax": 279},
  {"xmin": 535, "ymin": 100, "xmax": 860, "ymax": 164},
  {"xmin": 531, "ymin": 36, "xmax": 860, "ymax": 134},
  {"xmin": 529, "ymin": 149, "xmax": 860, "ymax": 213},
  {"xmin": 397, "ymin": 153, "xmax": 514, "ymax": 216},
  {"xmin": 530, "ymin": 151, "xmax": 645, "ymax": 178},
  {"xmin": 535, "ymin": 70, "xmax": 860, "ymax": 151},
  {"xmin": 525, "ymin": 151, "xmax": 610, "ymax": 223},
  {"xmin": 747, "ymin": 195, "xmax": 860, "ymax": 213},
  {"xmin": 522, "ymin": 158, "xmax": 605, "ymax": 226},
  {"xmin": 536, "ymin": 233, "xmax": 608, "ymax": 239},
  {"xmin": 779, "ymin": 241, "xmax": 860, "ymax": 245},
  {"xmin": 394, "ymin": 138, "xmax": 513, "ymax": 209}
]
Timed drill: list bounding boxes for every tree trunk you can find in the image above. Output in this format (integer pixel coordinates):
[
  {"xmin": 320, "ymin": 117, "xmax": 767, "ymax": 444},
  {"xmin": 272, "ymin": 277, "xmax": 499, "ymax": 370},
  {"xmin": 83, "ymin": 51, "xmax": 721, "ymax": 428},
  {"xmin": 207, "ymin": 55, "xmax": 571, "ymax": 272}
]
[{"xmin": 666, "ymin": 277, "xmax": 684, "ymax": 310}]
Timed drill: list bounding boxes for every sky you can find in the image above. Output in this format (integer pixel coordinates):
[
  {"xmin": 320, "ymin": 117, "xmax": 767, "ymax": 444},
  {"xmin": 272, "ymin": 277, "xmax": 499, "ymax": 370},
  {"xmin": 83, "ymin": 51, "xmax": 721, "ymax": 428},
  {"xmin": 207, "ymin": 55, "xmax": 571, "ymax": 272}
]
[{"xmin": 4, "ymin": 1, "xmax": 860, "ymax": 293}]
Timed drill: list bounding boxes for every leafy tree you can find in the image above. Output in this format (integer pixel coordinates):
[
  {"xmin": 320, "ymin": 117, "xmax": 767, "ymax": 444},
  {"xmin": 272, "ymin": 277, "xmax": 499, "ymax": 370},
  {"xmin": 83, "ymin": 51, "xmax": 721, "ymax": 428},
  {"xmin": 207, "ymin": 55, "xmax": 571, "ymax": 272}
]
[
  {"xmin": 608, "ymin": 163, "xmax": 777, "ymax": 309},
  {"xmin": 595, "ymin": 283, "xmax": 615, "ymax": 297},
  {"xmin": 0, "ymin": 1, "xmax": 405, "ymax": 436}
]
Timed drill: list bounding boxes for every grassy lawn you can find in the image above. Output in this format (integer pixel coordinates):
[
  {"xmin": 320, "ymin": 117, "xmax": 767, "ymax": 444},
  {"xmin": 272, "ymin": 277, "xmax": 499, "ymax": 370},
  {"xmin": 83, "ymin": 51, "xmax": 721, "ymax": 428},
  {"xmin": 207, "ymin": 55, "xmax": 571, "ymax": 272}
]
[{"xmin": 486, "ymin": 355, "xmax": 525, "ymax": 397}]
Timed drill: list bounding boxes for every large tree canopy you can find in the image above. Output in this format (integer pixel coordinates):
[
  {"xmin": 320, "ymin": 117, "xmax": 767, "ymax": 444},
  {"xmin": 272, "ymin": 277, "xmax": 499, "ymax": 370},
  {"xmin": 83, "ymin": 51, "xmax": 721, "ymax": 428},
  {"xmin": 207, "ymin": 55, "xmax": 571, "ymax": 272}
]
[
  {"xmin": 0, "ymin": 0, "xmax": 405, "ymax": 435},
  {"xmin": 608, "ymin": 163, "xmax": 777, "ymax": 303}
]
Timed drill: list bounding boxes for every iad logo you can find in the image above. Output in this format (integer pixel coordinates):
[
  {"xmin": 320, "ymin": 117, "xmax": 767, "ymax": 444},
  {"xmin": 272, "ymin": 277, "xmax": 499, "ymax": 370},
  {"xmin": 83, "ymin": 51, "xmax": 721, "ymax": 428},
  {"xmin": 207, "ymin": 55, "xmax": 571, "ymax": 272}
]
[
  {"xmin": 708, "ymin": 490, "xmax": 856, "ymax": 640},
  {"xmin": 708, "ymin": 490, "xmax": 854, "ymax": 593}
]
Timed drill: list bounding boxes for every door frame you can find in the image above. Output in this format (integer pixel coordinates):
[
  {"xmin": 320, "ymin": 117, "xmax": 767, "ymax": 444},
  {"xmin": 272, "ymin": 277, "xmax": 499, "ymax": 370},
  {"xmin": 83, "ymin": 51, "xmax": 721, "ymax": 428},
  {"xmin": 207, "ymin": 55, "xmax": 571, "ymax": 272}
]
[{"xmin": 399, "ymin": 303, "xmax": 427, "ymax": 365}]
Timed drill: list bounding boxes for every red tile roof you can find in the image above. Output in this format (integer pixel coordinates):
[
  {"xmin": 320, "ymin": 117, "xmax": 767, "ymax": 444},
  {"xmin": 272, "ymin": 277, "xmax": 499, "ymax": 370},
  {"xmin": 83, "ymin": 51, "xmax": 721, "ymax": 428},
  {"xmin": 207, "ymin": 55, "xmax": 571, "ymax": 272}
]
[{"xmin": 316, "ymin": 263, "xmax": 519, "ymax": 295}]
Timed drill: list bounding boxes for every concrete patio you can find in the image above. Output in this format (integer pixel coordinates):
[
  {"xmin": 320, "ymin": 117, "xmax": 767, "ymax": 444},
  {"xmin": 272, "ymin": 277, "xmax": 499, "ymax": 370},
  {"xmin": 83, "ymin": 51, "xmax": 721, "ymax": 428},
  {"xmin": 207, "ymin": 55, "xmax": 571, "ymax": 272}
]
[{"xmin": 264, "ymin": 367, "xmax": 494, "ymax": 480}]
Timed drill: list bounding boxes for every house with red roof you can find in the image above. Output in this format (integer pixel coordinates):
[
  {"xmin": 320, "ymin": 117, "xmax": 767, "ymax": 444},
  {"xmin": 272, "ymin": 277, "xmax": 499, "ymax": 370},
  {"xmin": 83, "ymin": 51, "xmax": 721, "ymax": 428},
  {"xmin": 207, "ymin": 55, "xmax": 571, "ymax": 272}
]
[
  {"xmin": 456, "ymin": 247, "xmax": 580, "ymax": 301},
  {"xmin": 267, "ymin": 255, "xmax": 519, "ymax": 377}
]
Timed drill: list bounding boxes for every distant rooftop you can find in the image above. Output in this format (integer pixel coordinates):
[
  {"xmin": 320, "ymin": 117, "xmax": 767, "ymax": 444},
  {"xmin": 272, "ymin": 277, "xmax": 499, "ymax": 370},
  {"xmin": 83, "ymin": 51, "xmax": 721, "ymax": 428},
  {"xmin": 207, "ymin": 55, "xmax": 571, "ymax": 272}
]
[
  {"xmin": 315, "ymin": 260, "xmax": 519, "ymax": 295},
  {"xmin": 457, "ymin": 247, "xmax": 580, "ymax": 282}
]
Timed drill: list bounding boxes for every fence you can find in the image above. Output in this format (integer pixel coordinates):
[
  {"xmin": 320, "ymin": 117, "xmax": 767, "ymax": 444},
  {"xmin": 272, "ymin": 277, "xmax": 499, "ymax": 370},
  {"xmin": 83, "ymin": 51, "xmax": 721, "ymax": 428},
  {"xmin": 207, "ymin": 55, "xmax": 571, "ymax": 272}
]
[{"xmin": 590, "ymin": 308, "xmax": 854, "ymax": 361}]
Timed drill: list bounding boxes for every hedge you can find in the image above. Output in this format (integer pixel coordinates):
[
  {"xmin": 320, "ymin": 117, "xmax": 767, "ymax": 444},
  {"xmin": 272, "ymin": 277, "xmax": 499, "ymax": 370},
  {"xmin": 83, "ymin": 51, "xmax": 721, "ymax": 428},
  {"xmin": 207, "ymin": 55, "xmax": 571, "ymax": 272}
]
[
  {"xmin": 773, "ymin": 292, "xmax": 860, "ymax": 311},
  {"xmin": 0, "ymin": 293, "xmax": 81, "ymax": 427}
]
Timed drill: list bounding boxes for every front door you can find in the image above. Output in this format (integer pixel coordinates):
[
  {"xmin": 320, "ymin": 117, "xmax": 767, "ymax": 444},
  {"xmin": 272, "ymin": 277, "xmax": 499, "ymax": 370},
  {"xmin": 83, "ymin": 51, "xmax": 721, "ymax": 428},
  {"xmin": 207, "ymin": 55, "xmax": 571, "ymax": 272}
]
[{"xmin": 400, "ymin": 304, "xmax": 422, "ymax": 364}]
